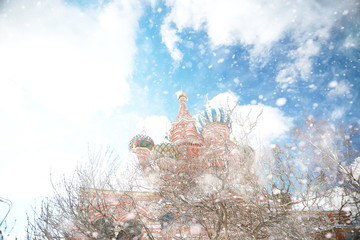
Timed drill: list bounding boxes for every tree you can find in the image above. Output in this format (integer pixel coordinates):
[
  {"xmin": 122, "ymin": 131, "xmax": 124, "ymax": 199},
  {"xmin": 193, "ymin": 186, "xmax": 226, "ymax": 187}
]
[
  {"xmin": 26, "ymin": 148, "xmax": 157, "ymax": 240},
  {"xmin": 141, "ymin": 109, "xmax": 314, "ymax": 240},
  {"xmin": 27, "ymin": 116, "xmax": 360, "ymax": 240},
  {"xmin": 146, "ymin": 116, "xmax": 360, "ymax": 239},
  {"xmin": 151, "ymin": 138, "xmax": 327, "ymax": 239},
  {"xmin": 293, "ymin": 117, "xmax": 360, "ymax": 222}
]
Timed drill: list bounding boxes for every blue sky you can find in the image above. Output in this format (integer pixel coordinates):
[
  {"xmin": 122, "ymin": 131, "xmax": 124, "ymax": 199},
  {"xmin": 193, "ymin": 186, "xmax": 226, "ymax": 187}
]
[{"xmin": 0, "ymin": 0, "xmax": 359, "ymax": 238}]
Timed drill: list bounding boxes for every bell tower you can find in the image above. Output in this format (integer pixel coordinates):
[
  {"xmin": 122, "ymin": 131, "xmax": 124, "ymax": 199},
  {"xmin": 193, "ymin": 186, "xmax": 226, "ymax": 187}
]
[{"xmin": 169, "ymin": 91, "xmax": 203, "ymax": 160}]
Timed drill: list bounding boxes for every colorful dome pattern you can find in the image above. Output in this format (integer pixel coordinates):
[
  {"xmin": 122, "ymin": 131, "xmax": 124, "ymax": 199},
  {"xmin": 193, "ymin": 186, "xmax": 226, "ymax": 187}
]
[
  {"xmin": 152, "ymin": 143, "xmax": 181, "ymax": 159},
  {"xmin": 196, "ymin": 107, "xmax": 231, "ymax": 133},
  {"xmin": 128, "ymin": 134, "xmax": 154, "ymax": 150}
]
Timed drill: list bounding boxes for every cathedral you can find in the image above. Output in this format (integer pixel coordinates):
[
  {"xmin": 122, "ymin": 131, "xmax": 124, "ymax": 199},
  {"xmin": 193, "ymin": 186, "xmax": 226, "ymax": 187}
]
[
  {"xmin": 129, "ymin": 91, "xmax": 233, "ymax": 168},
  {"xmin": 124, "ymin": 91, "xmax": 239, "ymax": 239},
  {"xmin": 78, "ymin": 91, "xmax": 358, "ymax": 240}
]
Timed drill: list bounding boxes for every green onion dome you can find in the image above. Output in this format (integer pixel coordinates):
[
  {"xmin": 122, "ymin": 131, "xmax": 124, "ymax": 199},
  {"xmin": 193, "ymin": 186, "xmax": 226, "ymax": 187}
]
[
  {"xmin": 152, "ymin": 142, "xmax": 181, "ymax": 159},
  {"xmin": 128, "ymin": 134, "xmax": 154, "ymax": 150}
]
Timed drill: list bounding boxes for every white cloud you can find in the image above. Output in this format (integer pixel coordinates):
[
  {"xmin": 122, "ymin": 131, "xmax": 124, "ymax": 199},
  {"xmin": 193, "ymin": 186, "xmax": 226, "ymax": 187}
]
[
  {"xmin": 160, "ymin": 16, "xmax": 184, "ymax": 64},
  {"xmin": 146, "ymin": 0, "xmax": 159, "ymax": 8},
  {"xmin": 208, "ymin": 91, "xmax": 239, "ymax": 109},
  {"xmin": 331, "ymin": 107, "xmax": 345, "ymax": 120},
  {"xmin": 327, "ymin": 80, "xmax": 351, "ymax": 98},
  {"xmin": 162, "ymin": 0, "xmax": 291, "ymax": 54},
  {"xmin": 161, "ymin": 0, "xmax": 354, "ymax": 79},
  {"xmin": 295, "ymin": 39, "xmax": 321, "ymax": 79},
  {"xmin": 0, "ymin": 0, "xmax": 143, "ymax": 121},
  {"xmin": 343, "ymin": 34, "xmax": 358, "ymax": 49},
  {"xmin": 275, "ymin": 67, "xmax": 297, "ymax": 84},
  {"xmin": 234, "ymin": 104, "xmax": 293, "ymax": 148},
  {"xmin": 277, "ymin": 37, "xmax": 323, "ymax": 84},
  {"xmin": 136, "ymin": 115, "xmax": 172, "ymax": 144},
  {"xmin": 0, "ymin": 0, "xmax": 144, "ymax": 235}
]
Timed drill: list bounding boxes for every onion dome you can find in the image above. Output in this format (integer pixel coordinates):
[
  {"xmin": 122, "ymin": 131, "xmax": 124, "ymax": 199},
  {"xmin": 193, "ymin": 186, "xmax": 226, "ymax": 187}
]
[
  {"xmin": 128, "ymin": 134, "xmax": 154, "ymax": 150},
  {"xmin": 152, "ymin": 142, "xmax": 181, "ymax": 159},
  {"xmin": 196, "ymin": 107, "xmax": 231, "ymax": 134},
  {"xmin": 177, "ymin": 91, "xmax": 187, "ymax": 100}
]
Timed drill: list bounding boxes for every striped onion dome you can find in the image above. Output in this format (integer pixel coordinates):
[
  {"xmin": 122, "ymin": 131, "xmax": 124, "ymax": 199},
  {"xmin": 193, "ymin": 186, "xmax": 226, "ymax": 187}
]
[
  {"xmin": 152, "ymin": 142, "xmax": 181, "ymax": 160},
  {"xmin": 128, "ymin": 134, "xmax": 154, "ymax": 150},
  {"xmin": 196, "ymin": 107, "xmax": 231, "ymax": 134}
]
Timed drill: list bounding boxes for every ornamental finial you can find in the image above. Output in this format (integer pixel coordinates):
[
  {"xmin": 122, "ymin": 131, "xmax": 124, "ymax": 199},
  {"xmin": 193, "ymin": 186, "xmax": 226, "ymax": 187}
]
[
  {"xmin": 177, "ymin": 88, "xmax": 188, "ymax": 100},
  {"xmin": 205, "ymin": 93, "xmax": 210, "ymax": 106},
  {"xmin": 140, "ymin": 123, "xmax": 146, "ymax": 134}
]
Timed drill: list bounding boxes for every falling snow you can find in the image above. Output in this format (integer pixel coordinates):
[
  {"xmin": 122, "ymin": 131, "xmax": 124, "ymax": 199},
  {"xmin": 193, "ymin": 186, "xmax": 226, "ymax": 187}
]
[
  {"xmin": 1, "ymin": 0, "xmax": 359, "ymax": 238},
  {"xmin": 276, "ymin": 98, "xmax": 287, "ymax": 107}
]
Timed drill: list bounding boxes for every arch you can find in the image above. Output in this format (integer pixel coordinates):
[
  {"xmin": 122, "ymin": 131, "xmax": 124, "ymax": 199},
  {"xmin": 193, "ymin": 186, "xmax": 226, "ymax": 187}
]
[
  {"xmin": 93, "ymin": 217, "xmax": 115, "ymax": 238},
  {"xmin": 90, "ymin": 200, "xmax": 150, "ymax": 224},
  {"xmin": 117, "ymin": 219, "xmax": 143, "ymax": 240}
]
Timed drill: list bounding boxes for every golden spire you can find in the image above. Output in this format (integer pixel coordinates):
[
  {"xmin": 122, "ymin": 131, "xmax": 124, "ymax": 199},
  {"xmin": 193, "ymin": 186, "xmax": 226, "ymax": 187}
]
[
  {"xmin": 206, "ymin": 93, "xmax": 210, "ymax": 106},
  {"xmin": 178, "ymin": 92, "xmax": 187, "ymax": 99},
  {"xmin": 175, "ymin": 89, "xmax": 191, "ymax": 120},
  {"xmin": 177, "ymin": 86, "xmax": 188, "ymax": 100},
  {"xmin": 140, "ymin": 123, "xmax": 146, "ymax": 134}
]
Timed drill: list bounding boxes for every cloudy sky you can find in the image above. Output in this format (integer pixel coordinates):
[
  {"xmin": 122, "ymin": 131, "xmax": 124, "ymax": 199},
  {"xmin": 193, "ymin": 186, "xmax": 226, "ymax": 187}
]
[{"xmin": 0, "ymin": 0, "xmax": 359, "ymax": 237}]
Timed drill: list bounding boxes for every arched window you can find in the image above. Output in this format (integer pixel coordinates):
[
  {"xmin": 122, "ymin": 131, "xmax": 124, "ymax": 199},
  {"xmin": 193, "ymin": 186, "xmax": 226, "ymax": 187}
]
[
  {"xmin": 116, "ymin": 219, "xmax": 142, "ymax": 240},
  {"xmin": 94, "ymin": 217, "xmax": 115, "ymax": 238}
]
